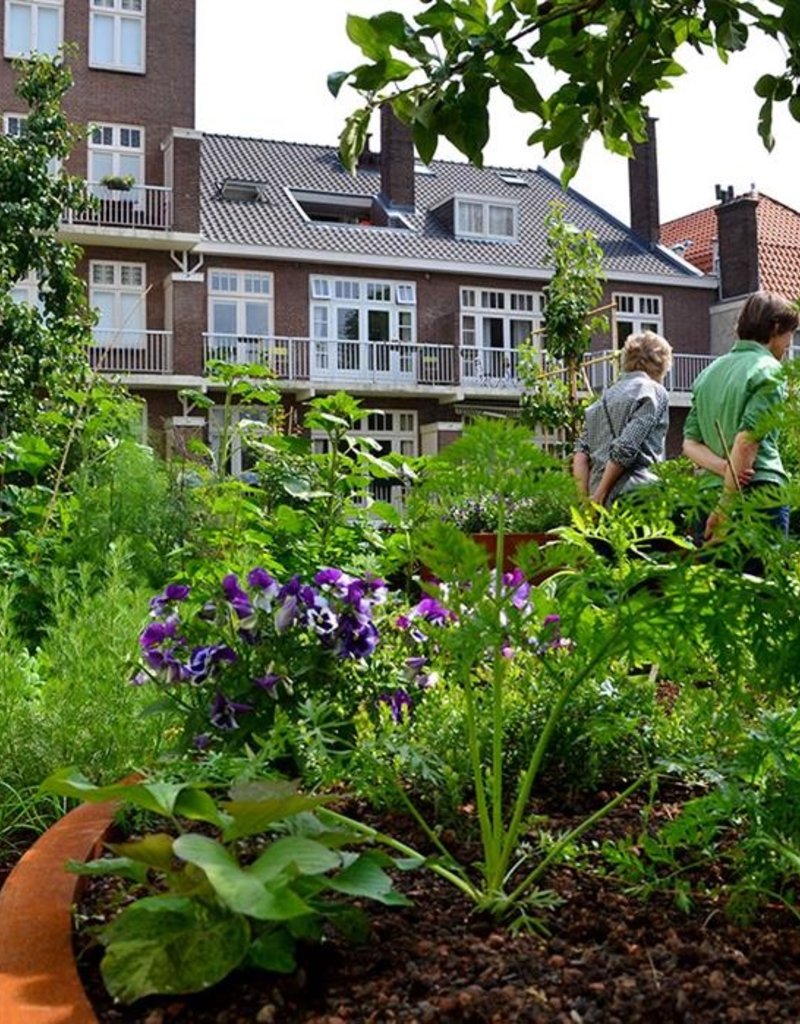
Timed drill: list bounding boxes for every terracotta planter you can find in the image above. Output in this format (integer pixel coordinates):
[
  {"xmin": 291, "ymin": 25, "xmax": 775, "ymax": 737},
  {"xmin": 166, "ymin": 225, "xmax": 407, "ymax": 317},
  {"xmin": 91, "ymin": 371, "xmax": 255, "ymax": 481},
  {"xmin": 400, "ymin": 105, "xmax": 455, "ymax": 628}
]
[
  {"xmin": 0, "ymin": 797, "xmax": 119, "ymax": 1023},
  {"xmin": 470, "ymin": 531, "xmax": 559, "ymax": 577}
]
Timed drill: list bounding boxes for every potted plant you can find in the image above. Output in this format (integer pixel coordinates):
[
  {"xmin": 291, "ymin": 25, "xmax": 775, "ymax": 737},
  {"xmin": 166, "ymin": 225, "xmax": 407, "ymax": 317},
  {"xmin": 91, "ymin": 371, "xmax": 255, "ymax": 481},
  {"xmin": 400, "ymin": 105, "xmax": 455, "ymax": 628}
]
[
  {"xmin": 98, "ymin": 173, "xmax": 135, "ymax": 192},
  {"xmin": 408, "ymin": 417, "xmax": 579, "ymax": 573}
]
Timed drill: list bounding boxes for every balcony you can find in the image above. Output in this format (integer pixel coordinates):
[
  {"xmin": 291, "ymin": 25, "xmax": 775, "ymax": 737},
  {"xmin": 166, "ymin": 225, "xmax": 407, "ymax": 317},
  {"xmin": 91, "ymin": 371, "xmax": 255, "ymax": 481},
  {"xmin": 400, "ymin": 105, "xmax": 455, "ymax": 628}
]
[
  {"xmin": 200, "ymin": 336, "xmax": 716, "ymax": 399},
  {"xmin": 88, "ymin": 330, "xmax": 173, "ymax": 375},
  {"xmin": 63, "ymin": 183, "xmax": 172, "ymax": 231},
  {"xmin": 203, "ymin": 335, "xmax": 457, "ymax": 389}
]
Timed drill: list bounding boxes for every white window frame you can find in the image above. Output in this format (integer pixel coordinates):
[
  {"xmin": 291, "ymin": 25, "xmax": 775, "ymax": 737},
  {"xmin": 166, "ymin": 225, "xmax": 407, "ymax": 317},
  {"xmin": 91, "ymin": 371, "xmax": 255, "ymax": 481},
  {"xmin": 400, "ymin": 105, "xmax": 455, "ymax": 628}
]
[
  {"xmin": 454, "ymin": 194, "xmax": 518, "ymax": 242},
  {"xmin": 4, "ymin": 0, "xmax": 63, "ymax": 58},
  {"xmin": 613, "ymin": 292, "xmax": 663, "ymax": 347},
  {"xmin": 460, "ymin": 287, "xmax": 544, "ymax": 382},
  {"xmin": 89, "ymin": 260, "xmax": 147, "ymax": 347},
  {"xmin": 10, "ymin": 271, "xmax": 43, "ymax": 310},
  {"xmin": 309, "ymin": 275, "xmax": 417, "ymax": 380},
  {"xmin": 88, "ymin": 122, "xmax": 145, "ymax": 193},
  {"xmin": 89, "ymin": 0, "xmax": 146, "ymax": 73},
  {"xmin": 207, "ymin": 268, "xmax": 274, "ymax": 365}
]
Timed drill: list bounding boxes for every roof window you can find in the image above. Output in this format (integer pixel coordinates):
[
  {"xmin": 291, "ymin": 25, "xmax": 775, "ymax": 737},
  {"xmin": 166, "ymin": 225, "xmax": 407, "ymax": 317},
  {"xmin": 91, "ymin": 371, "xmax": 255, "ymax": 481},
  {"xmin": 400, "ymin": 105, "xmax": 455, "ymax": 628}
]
[{"xmin": 219, "ymin": 179, "xmax": 268, "ymax": 202}]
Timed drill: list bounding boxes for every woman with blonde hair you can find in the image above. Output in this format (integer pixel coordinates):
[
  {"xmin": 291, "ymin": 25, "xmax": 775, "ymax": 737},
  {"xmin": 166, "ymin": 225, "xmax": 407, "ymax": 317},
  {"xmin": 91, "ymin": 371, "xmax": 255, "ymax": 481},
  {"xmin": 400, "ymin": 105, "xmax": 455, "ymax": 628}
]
[{"xmin": 573, "ymin": 330, "xmax": 673, "ymax": 506}]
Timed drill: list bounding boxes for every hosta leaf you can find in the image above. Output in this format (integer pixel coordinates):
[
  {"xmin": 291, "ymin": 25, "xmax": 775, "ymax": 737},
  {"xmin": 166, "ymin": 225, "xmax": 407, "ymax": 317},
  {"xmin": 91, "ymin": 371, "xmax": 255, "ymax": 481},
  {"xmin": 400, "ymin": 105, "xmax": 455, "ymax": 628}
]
[{"xmin": 100, "ymin": 895, "xmax": 249, "ymax": 1003}]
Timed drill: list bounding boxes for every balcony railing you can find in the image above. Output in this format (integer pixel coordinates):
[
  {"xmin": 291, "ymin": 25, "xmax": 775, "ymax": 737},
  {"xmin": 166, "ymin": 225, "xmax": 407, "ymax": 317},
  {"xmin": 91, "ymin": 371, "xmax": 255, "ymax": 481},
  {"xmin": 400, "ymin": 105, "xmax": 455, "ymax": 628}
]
[
  {"xmin": 203, "ymin": 335, "xmax": 457, "ymax": 387},
  {"xmin": 88, "ymin": 330, "xmax": 173, "ymax": 375},
  {"xmin": 63, "ymin": 183, "xmax": 172, "ymax": 231}
]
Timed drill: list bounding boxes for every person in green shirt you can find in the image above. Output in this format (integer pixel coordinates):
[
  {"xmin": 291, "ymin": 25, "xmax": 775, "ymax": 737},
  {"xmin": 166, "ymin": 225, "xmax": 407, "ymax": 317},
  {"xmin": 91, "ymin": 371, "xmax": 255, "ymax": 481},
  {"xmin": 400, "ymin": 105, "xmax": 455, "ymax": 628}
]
[{"xmin": 683, "ymin": 290, "xmax": 798, "ymax": 544}]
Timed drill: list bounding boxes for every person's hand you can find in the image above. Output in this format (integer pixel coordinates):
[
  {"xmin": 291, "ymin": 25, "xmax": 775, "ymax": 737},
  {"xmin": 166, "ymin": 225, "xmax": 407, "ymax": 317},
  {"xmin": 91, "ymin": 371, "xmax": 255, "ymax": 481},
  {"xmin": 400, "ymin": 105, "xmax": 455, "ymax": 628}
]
[
  {"xmin": 736, "ymin": 466, "xmax": 755, "ymax": 487},
  {"xmin": 703, "ymin": 508, "xmax": 727, "ymax": 544}
]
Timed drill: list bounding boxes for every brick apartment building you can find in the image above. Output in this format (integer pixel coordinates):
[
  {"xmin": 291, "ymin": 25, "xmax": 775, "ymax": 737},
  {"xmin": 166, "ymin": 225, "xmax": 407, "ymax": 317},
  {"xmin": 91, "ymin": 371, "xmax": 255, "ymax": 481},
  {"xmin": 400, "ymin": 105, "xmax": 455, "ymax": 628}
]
[{"xmin": 0, "ymin": 0, "xmax": 719, "ymax": 483}]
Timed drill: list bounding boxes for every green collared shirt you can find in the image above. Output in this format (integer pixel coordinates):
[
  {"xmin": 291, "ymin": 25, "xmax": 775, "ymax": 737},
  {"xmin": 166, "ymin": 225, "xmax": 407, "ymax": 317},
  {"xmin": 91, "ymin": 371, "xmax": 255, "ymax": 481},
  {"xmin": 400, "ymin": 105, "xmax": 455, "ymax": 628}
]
[{"xmin": 684, "ymin": 339, "xmax": 787, "ymax": 488}]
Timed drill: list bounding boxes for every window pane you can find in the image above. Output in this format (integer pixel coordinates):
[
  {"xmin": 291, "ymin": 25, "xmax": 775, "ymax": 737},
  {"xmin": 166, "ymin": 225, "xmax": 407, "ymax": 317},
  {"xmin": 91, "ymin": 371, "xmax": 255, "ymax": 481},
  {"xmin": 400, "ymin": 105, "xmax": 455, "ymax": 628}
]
[
  {"xmin": 37, "ymin": 8, "xmax": 60, "ymax": 54},
  {"xmin": 120, "ymin": 291, "xmax": 143, "ymax": 330},
  {"xmin": 119, "ymin": 153, "xmax": 141, "ymax": 179},
  {"xmin": 244, "ymin": 302, "xmax": 269, "ymax": 336},
  {"xmin": 120, "ymin": 18, "xmax": 142, "ymax": 67},
  {"xmin": 91, "ymin": 13, "xmax": 114, "ymax": 62},
  {"xmin": 212, "ymin": 302, "xmax": 237, "ymax": 335},
  {"xmin": 8, "ymin": 4, "xmax": 32, "ymax": 53},
  {"xmin": 458, "ymin": 201, "xmax": 482, "ymax": 234},
  {"xmin": 91, "ymin": 152, "xmax": 114, "ymax": 180},
  {"xmin": 337, "ymin": 308, "xmax": 359, "ymax": 340},
  {"xmin": 489, "ymin": 205, "xmax": 513, "ymax": 237},
  {"xmin": 93, "ymin": 292, "xmax": 115, "ymax": 329},
  {"xmin": 367, "ymin": 309, "xmax": 389, "ymax": 342}
]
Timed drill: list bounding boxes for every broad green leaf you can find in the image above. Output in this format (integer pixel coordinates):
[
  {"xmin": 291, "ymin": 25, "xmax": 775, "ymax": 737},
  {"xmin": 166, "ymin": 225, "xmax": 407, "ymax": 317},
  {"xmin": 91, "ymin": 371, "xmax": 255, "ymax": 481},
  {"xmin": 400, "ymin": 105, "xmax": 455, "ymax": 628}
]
[
  {"xmin": 346, "ymin": 14, "xmax": 390, "ymax": 61},
  {"xmin": 100, "ymin": 896, "xmax": 249, "ymax": 1003},
  {"xmin": 220, "ymin": 792, "xmax": 335, "ymax": 842},
  {"xmin": 754, "ymin": 73, "xmax": 777, "ymax": 98},
  {"xmin": 67, "ymin": 856, "xmax": 149, "ymax": 884},
  {"xmin": 327, "ymin": 70, "xmax": 349, "ymax": 98},
  {"xmin": 326, "ymin": 852, "xmax": 412, "ymax": 906},
  {"xmin": 173, "ymin": 834, "xmax": 312, "ymax": 921},
  {"xmin": 246, "ymin": 926, "xmax": 297, "ymax": 973},
  {"xmin": 248, "ymin": 836, "xmax": 342, "ymax": 883},
  {"xmin": 490, "ymin": 56, "xmax": 543, "ymax": 113},
  {"xmin": 106, "ymin": 833, "xmax": 176, "ymax": 871}
]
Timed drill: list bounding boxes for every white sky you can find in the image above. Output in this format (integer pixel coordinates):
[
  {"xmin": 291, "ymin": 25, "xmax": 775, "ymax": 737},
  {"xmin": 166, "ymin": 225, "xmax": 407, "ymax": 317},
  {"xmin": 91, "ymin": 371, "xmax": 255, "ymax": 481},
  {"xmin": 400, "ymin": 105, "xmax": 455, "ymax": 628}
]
[{"xmin": 195, "ymin": 0, "xmax": 799, "ymax": 225}]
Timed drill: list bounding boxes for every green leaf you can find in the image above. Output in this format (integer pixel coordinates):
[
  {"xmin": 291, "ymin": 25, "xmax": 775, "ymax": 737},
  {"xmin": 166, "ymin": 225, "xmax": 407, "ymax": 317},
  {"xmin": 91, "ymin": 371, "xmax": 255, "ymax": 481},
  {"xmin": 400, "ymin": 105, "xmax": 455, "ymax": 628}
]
[
  {"xmin": 326, "ymin": 852, "xmax": 412, "ymax": 906},
  {"xmin": 789, "ymin": 95, "xmax": 800, "ymax": 123},
  {"xmin": 100, "ymin": 896, "xmax": 249, "ymax": 1003},
  {"xmin": 106, "ymin": 833, "xmax": 176, "ymax": 871},
  {"xmin": 490, "ymin": 56, "xmax": 543, "ymax": 113},
  {"xmin": 67, "ymin": 856, "xmax": 150, "ymax": 884},
  {"xmin": 246, "ymin": 926, "xmax": 298, "ymax": 973},
  {"xmin": 346, "ymin": 14, "xmax": 389, "ymax": 61},
  {"xmin": 327, "ymin": 70, "xmax": 349, "ymax": 98},
  {"xmin": 757, "ymin": 95, "xmax": 775, "ymax": 151},
  {"xmin": 754, "ymin": 73, "xmax": 776, "ymax": 98},
  {"xmin": 173, "ymin": 834, "xmax": 312, "ymax": 921},
  {"xmin": 220, "ymin": 792, "xmax": 335, "ymax": 842},
  {"xmin": 248, "ymin": 836, "xmax": 342, "ymax": 883}
]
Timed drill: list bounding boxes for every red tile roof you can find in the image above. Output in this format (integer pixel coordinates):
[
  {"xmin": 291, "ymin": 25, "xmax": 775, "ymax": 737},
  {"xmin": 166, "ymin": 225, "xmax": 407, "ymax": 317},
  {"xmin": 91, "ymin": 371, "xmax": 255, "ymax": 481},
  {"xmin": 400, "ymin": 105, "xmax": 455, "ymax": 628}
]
[
  {"xmin": 661, "ymin": 206, "xmax": 718, "ymax": 274},
  {"xmin": 661, "ymin": 193, "xmax": 800, "ymax": 300}
]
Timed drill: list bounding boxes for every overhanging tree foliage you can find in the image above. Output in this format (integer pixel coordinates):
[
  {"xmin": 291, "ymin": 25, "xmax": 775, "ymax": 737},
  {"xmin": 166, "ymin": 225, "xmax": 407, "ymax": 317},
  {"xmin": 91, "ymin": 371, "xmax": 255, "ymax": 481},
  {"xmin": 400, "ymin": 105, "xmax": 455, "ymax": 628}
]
[
  {"xmin": 0, "ymin": 52, "xmax": 96, "ymax": 437},
  {"xmin": 330, "ymin": 1, "xmax": 800, "ymax": 182}
]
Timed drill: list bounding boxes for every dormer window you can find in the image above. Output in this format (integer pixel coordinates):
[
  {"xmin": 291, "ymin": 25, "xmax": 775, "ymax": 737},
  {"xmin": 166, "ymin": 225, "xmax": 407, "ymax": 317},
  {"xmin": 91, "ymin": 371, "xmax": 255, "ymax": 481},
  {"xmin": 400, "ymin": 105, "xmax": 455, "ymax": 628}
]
[
  {"xmin": 455, "ymin": 196, "xmax": 517, "ymax": 242},
  {"xmin": 219, "ymin": 179, "xmax": 267, "ymax": 202}
]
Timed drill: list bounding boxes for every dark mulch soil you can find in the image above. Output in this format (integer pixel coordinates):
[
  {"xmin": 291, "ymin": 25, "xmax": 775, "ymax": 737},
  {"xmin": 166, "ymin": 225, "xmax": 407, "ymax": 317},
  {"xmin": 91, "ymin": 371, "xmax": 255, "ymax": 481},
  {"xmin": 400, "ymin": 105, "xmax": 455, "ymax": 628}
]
[{"xmin": 72, "ymin": 784, "xmax": 800, "ymax": 1024}]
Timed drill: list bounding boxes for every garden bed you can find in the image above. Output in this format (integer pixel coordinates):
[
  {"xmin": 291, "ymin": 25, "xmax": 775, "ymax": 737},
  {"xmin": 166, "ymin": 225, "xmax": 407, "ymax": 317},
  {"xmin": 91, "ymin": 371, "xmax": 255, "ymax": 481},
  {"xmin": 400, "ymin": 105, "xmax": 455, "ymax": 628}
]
[{"xmin": 71, "ymin": 784, "xmax": 800, "ymax": 1023}]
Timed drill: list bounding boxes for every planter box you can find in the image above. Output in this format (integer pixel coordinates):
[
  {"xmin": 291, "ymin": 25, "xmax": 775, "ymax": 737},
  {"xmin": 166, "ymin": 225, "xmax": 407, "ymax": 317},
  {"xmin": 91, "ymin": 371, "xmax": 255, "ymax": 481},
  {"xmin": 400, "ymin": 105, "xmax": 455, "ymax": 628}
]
[
  {"xmin": 0, "ymin": 798, "xmax": 119, "ymax": 1022},
  {"xmin": 471, "ymin": 531, "xmax": 559, "ymax": 579}
]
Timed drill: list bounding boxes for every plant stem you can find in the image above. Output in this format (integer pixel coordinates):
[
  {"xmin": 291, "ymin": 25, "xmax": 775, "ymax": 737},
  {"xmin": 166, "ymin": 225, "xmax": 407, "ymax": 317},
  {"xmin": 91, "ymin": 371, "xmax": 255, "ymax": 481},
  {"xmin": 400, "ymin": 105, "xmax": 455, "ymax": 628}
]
[{"xmin": 320, "ymin": 807, "xmax": 480, "ymax": 902}]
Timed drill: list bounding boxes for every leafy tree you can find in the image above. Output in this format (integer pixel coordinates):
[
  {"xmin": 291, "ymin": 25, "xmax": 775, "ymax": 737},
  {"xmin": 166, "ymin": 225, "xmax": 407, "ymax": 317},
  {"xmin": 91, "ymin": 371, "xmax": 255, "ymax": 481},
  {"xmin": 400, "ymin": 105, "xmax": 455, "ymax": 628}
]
[
  {"xmin": 331, "ymin": 1, "xmax": 800, "ymax": 182},
  {"xmin": 0, "ymin": 51, "xmax": 96, "ymax": 438},
  {"xmin": 519, "ymin": 202, "xmax": 609, "ymax": 445}
]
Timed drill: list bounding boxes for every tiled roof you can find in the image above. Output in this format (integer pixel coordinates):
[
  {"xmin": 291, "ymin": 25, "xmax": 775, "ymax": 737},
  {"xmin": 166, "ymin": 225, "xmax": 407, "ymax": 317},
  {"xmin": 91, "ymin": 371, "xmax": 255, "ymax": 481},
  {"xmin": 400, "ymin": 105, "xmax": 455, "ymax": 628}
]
[
  {"xmin": 755, "ymin": 195, "xmax": 800, "ymax": 301},
  {"xmin": 661, "ymin": 193, "xmax": 800, "ymax": 300},
  {"xmin": 661, "ymin": 206, "xmax": 718, "ymax": 274},
  {"xmin": 199, "ymin": 134, "xmax": 704, "ymax": 281}
]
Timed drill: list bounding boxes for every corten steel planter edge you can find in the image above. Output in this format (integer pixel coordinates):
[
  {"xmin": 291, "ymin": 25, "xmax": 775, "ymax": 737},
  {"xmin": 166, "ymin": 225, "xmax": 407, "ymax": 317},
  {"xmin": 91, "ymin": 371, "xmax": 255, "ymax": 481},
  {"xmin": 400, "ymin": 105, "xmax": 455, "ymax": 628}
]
[{"xmin": 0, "ymin": 797, "xmax": 119, "ymax": 1024}]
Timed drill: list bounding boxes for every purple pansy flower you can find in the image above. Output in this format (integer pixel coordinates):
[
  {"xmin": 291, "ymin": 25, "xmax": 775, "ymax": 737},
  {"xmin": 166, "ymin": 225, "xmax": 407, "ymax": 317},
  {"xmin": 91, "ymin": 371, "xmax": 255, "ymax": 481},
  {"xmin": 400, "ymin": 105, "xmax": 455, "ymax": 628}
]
[
  {"xmin": 378, "ymin": 688, "xmax": 413, "ymax": 724},
  {"xmin": 209, "ymin": 692, "xmax": 253, "ymax": 731},
  {"xmin": 188, "ymin": 644, "xmax": 237, "ymax": 683},
  {"xmin": 222, "ymin": 574, "xmax": 255, "ymax": 622},
  {"xmin": 149, "ymin": 583, "xmax": 190, "ymax": 615}
]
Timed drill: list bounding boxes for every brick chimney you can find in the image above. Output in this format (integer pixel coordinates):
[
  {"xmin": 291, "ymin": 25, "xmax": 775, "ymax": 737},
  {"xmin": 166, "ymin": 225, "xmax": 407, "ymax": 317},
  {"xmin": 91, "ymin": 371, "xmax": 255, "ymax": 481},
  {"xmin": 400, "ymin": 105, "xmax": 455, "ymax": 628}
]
[
  {"xmin": 715, "ymin": 193, "xmax": 760, "ymax": 298},
  {"xmin": 379, "ymin": 104, "xmax": 415, "ymax": 212},
  {"xmin": 628, "ymin": 117, "xmax": 660, "ymax": 245}
]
